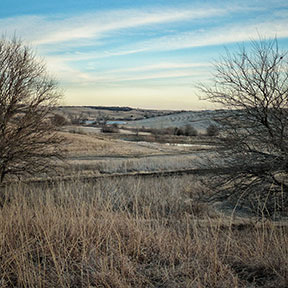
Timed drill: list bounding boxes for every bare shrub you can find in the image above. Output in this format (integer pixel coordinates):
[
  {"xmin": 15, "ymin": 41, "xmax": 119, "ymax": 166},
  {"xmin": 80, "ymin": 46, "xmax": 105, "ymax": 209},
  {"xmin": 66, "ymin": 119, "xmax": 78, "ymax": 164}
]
[
  {"xmin": 199, "ymin": 37, "xmax": 288, "ymax": 216},
  {"xmin": 51, "ymin": 114, "xmax": 67, "ymax": 126},
  {"xmin": 0, "ymin": 37, "xmax": 64, "ymax": 183},
  {"xmin": 151, "ymin": 125, "xmax": 198, "ymax": 136},
  {"xmin": 184, "ymin": 124, "xmax": 198, "ymax": 136},
  {"xmin": 206, "ymin": 124, "xmax": 219, "ymax": 136},
  {"xmin": 101, "ymin": 124, "xmax": 119, "ymax": 133}
]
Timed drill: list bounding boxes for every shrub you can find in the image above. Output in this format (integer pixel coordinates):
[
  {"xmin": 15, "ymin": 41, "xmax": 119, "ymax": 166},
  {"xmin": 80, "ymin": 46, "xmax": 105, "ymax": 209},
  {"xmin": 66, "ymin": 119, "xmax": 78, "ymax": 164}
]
[
  {"xmin": 101, "ymin": 124, "xmax": 119, "ymax": 133},
  {"xmin": 206, "ymin": 124, "xmax": 219, "ymax": 136},
  {"xmin": 150, "ymin": 125, "xmax": 198, "ymax": 136},
  {"xmin": 184, "ymin": 124, "xmax": 198, "ymax": 136},
  {"xmin": 51, "ymin": 114, "xmax": 67, "ymax": 126}
]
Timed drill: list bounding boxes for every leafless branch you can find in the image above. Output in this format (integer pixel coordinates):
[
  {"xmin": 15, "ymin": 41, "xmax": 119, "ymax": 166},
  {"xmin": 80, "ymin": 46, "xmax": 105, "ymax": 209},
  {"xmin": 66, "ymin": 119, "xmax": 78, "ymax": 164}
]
[
  {"xmin": 198, "ymin": 37, "xmax": 288, "ymax": 217},
  {"xmin": 0, "ymin": 37, "xmax": 64, "ymax": 183}
]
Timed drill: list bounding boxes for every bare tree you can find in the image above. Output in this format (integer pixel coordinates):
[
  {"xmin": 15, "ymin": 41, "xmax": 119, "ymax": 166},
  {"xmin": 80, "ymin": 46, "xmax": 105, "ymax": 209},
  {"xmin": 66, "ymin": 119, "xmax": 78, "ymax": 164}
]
[
  {"xmin": 199, "ymin": 38, "xmax": 288, "ymax": 216},
  {"xmin": 0, "ymin": 37, "xmax": 64, "ymax": 183}
]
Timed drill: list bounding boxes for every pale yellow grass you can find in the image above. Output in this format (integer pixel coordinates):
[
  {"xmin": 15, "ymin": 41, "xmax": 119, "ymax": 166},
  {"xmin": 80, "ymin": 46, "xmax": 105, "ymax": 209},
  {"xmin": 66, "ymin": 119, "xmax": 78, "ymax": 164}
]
[
  {"xmin": 59, "ymin": 131, "xmax": 159, "ymax": 157},
  {"xmin": 1, "ymin": 176, "xmax": 288, "ymax": 287}
]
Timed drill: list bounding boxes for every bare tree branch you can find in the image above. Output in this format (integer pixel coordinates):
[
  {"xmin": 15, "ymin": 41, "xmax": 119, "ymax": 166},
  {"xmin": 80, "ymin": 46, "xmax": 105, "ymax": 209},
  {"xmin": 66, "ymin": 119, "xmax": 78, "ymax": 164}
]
[
  {"xmin": 0, "ymin": 37, "xmax": 64, "ymax": 183},
  {"xmin": 198, "ymin": 37, "xmax": 288, "ymax": 217}
]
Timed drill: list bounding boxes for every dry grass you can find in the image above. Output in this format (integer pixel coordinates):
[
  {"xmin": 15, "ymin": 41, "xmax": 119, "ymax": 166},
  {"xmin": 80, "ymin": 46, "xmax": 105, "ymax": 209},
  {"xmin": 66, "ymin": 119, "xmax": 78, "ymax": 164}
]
[
  {"xmin": 68, "ymin": 154, "xmax": 204, "ymax": 175},
  {"xmin": 56, "ymin": 130, "xmax": 215, "ymax": 178},
  {"xmin": 1, "ymin": 176, "xmax": 288, "ymax": 287},
  {"xmin": 60, "ymin": 131, "xmax": 161, "ymax": 157}
]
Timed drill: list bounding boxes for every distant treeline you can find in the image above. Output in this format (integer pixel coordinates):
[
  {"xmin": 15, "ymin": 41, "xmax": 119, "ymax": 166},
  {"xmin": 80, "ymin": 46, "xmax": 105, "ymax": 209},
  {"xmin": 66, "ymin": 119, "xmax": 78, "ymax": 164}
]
[
  {"xmin": 58, "ymin": 106, "xmax": 134, "ymax": 112},
  {"xmin": 84, "ymin": 106, "xmax": 133, "ymax": 111}
]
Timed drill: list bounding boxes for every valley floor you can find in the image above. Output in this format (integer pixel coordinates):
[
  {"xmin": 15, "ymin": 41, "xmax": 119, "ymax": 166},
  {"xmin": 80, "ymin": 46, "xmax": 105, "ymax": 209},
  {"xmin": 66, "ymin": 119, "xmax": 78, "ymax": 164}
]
[{"xmin": 1, "ymin": 127, "xmax": 287, "ymax": 287}]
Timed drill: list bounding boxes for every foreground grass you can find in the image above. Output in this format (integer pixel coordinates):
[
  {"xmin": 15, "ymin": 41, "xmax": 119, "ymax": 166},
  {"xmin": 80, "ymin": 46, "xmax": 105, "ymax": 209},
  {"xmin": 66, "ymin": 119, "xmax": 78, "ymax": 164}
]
[{"xmin": 0, "ymin": 176, "xmax": 288, "ymax": 287}]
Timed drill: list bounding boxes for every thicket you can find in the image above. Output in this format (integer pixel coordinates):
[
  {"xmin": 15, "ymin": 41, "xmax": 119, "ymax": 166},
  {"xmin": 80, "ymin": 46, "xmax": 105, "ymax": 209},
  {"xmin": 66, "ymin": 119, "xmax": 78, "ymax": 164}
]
[{"xmin": 150, "ymin": 124, "xmax": 198, "ymax": 136}]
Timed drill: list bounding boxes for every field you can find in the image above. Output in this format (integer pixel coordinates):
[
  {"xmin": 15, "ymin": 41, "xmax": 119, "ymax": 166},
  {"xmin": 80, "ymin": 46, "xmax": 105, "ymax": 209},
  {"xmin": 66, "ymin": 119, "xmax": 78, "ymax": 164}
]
[
  {"xmin": 63, "ymin": 132, "xmax": 214, "ymax": 174},
  {"xmin": 1, "ymin": 107, "xmax": 288, "ymax": 287},
  {"xmin": 56, "ymin": 106, "xmax": 227, "ymax": 133}
]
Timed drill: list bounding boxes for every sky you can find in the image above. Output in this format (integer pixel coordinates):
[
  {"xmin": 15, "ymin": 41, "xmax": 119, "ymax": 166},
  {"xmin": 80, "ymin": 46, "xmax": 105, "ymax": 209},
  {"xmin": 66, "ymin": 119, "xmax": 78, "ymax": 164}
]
[{"xmin": 1, "ymin": 0, "xmax": 288, "ymax": 110}]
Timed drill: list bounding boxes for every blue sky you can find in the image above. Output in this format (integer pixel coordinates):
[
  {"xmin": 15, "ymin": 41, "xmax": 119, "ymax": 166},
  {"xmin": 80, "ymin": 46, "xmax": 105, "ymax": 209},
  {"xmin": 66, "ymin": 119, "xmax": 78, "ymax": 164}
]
[{"xmin": 1, "ymin": 0, "xmax": 288, "ymax": 109}]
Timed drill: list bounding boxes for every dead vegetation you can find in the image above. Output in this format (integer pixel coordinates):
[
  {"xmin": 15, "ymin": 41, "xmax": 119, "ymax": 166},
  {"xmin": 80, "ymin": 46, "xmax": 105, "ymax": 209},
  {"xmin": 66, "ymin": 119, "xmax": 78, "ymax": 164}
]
[
  {"xmin": 58, "ymin": 130, "xmax": 162, "ymax": 157},
  {"xmin": 0, "ymin": 37, "xmax": 63, "ymax": 184},
  {"xmin": 199, "ymin": 38, "xmax": 288, "ymax": 217},
  {"xmin": 0, "ymin": 176, "xmax": 288, "ymax": 287}
]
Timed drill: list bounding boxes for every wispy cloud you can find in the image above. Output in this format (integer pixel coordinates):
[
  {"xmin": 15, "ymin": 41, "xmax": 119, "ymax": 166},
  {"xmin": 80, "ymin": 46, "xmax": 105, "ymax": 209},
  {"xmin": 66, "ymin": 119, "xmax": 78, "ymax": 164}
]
[
  {"xmin": 45, "ymin": 16, "xmax": 288, "ymax": 65},
  {"xmin": 1, "ymin": 3, "xmax": 286, "ymax": 59},
  {"xmin": 49, "ymin": 60, "xmax": 208, "ymax": 85},
  {"xmin": 37, "ymin": 8, "xmax": 228, "ymax": 45},
  {"xmin": 114, "ymin": 17, "xmax": 288, "ymax": 54},
  {"xmin": 83, "ymin": 71, "xmax": 198, "ymax": 84},
  {"xmin": 0, "ymin": 6, "xmax": 229, "ymax": 46},
  {"xmin": 40, "ymin": 5, "xmax": 288, "ymax": 88},
  {"xmin": 1, "ymin": 1, "xmax": 288, "ymax": 109},
  {"xmin": 99, "ymin": 62, "xmax": 210, "ymax": 74}
]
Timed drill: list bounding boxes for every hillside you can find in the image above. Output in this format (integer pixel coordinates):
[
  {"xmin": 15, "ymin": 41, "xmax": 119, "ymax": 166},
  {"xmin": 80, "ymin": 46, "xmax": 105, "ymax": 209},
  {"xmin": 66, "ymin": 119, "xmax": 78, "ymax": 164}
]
[{"xmin": 127, "ymin": 109, "xmax": 230, "ymax": 133}]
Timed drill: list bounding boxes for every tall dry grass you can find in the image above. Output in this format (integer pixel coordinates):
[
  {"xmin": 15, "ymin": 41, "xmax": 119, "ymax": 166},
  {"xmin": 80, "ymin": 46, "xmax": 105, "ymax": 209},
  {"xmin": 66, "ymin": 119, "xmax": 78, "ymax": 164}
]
[
  {"xmin": 0, "ymin": 176, "xmax": 288, "ymax": 287},
  {"xmin": 68, "ymin": 154, "xmax": 206, "ymax": 176}
]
